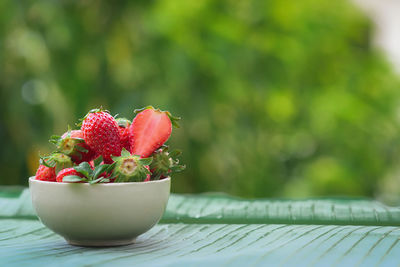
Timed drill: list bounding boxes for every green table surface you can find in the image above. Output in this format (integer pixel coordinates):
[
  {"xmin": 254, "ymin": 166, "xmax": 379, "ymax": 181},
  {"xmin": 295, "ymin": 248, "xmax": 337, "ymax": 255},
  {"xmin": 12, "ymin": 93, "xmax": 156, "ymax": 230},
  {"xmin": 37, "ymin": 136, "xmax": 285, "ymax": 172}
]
[{"xmin": 1, "ymin": 186, "xmax": 400, "ymax": 266}]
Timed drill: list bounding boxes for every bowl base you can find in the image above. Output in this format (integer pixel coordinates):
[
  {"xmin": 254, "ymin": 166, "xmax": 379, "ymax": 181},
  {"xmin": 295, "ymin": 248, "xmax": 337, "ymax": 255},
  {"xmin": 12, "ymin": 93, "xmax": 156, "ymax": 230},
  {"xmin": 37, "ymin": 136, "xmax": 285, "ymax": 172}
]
[{"xmin": 66, "ymin": 238, "xmax": 136, "ymax": 247}]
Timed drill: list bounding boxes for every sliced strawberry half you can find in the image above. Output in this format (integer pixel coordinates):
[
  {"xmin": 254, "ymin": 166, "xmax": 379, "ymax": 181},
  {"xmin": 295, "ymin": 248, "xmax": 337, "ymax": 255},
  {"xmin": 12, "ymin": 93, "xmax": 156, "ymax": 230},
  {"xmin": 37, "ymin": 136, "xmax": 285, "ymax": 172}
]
[{"xmin": 129, "ymin": 106, "xmax": 180, "ymax": 158}]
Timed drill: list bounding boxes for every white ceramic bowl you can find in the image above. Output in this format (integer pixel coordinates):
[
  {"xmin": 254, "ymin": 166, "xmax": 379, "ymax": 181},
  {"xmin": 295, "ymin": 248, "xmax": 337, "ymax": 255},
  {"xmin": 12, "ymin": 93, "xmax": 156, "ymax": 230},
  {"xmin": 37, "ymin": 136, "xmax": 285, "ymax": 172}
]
[{"xmin": 29, "ymin": 177, "xmax": 170, "ymax": 247}]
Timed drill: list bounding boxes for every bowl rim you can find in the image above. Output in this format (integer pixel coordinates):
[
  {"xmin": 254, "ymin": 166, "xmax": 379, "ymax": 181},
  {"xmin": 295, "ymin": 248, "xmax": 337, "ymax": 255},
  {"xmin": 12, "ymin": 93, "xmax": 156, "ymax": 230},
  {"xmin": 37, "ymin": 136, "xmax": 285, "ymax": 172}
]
[{"xmin": 29, "ymin": 176, "xmax": 170, "ymax": 186}]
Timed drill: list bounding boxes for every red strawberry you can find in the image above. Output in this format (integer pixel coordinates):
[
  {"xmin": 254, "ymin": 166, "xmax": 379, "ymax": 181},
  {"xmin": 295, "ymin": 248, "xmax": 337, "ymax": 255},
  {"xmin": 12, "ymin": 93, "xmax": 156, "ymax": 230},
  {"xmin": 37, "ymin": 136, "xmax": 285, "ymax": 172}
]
[
  {"xmin": 35, "ymin": 165, "xmax": 56, "ymax": 182},
  {"xmin": 116, "ymin": 118, "xmax": 131, "ymax": 152},
  {"xmin": 56, "ymin": 168, "xmax": 85, "ymax": 183},
  {"xmin": 144, "ymin": 166, "xmax": 151, "ymax": 182},
  {"xmin": 88, "ymin": 160, "xmax": 95, "ymax": 169},
  {"xmin": 129, "ymin": 106, "xmax": 180, "ymax": 158},
  {"xmin": 35, "ymin": 153, "xmax": 73, "ymax": 182},
  {"xmin": 50, "ymin": 130, "xmax": 97, "ymax": 164},
  {"xmin": 81, "ymin": 109, "xmax": 122, "ymax": 164}
]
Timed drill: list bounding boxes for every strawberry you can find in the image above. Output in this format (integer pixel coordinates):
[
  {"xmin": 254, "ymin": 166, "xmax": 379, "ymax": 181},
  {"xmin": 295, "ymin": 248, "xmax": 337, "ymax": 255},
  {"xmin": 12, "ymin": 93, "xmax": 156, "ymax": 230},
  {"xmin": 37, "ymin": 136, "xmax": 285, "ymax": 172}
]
[
  {"xmin": 144, "ymin": 165, "xmax": 151, "ymax": 181},
  {"xmin": 35, "ymin": 152, "xmax": 73, "ymax": 182},
  {"xmin": 81, "ymin": 109, "xmax": 122, "ymax": 164},
  {"xmin": 129, "ymin": 106, "xmax": 180, "ymax": 158},
  {"xmin": 35, "ymin": 165, "xmax": 56, "ymax": 182},
  {"xmin": 112, "ymin": 148, "xmax": 152, "ymax": 182},
  {"xmin": 50, "ymin": 129, "xmax": 97, "ymax": 164},
  {"xmin": 42, "ymin": 152, "xmax": 73, "ymax": 170},
  {"xmin": 149, "ymin": 146, "xmax": 185, "ymax": 180},
  {"xmin": 116, "ymin": 118, "xmax": 131, "ymax": 152},
  {"xmin": 88, "ymin": 160, "xmax": 95, "ymax": 169},
  {"xmin": 56, "ymin": 168, "xmax": 85, "ymax": 183}
]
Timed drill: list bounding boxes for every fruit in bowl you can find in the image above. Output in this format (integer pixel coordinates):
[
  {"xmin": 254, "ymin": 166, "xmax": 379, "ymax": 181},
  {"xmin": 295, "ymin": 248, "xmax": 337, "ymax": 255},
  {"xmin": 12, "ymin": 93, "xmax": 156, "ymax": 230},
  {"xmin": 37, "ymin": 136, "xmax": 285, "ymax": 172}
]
[{"xmin": 29, "ymin": 107, "xmax": 184, "ymax": 246}]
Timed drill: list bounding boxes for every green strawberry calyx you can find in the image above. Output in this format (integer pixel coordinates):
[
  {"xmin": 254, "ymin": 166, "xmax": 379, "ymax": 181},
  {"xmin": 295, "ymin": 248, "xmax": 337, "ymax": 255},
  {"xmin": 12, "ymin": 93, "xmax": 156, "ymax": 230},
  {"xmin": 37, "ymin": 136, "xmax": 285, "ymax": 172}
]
[
  {"xmin": 150, "ymin": 145, "xmax": 186, "ymax": 180},
  {"xmin": 49, "ymin": 129, "xmax": 87, "ymax": 157},
  {"xmin": 111, "ymin": 148, "xmax": 152, "ymax": 182},
  {"xmin": 116, "ymin": 117, "xmax": 131, "ymax": 128},
  {"xmin": 39, "ymin": 152, "xmax": 73, "ymax": 173}
]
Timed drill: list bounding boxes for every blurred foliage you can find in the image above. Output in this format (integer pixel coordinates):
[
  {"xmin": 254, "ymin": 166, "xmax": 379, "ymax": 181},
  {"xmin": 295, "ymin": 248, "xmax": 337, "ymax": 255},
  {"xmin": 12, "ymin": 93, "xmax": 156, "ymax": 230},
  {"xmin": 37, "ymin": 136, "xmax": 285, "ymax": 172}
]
[{"xmin": 1, "ymin": 0, "xmax": 400, "ymax": 201}]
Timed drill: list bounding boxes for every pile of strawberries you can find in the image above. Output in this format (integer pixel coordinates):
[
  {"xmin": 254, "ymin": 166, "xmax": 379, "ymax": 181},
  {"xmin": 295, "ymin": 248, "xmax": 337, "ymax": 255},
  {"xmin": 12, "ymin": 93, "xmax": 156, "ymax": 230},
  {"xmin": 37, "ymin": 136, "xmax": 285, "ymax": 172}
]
[{"xmin": 35, "ymin": 106, "xmax": 185, "ymax": 183}]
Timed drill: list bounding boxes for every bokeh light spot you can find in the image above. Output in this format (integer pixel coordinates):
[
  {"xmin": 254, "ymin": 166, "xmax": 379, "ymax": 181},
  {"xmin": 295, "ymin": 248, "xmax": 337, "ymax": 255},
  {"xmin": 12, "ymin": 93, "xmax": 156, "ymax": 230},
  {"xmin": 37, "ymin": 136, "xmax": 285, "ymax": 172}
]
[{"xmin": 21, "ymin": 80, "xmax": 48, "ymax": 105}]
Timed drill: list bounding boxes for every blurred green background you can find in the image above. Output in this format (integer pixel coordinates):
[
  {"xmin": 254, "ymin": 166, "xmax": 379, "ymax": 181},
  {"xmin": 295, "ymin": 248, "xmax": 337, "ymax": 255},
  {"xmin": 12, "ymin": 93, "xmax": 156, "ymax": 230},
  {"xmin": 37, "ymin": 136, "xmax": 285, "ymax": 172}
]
[{"xmin": 1, "ymin": 0, "xmax": 400, "ymax": 203}]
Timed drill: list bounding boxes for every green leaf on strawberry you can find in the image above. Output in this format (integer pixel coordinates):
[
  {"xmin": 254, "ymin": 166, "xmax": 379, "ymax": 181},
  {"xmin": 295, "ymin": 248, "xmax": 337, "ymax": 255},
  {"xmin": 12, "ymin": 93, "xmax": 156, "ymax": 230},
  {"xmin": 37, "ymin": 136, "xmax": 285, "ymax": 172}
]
[
  {"xmin": 72, "ymin": 160, "xmax": 115, "ymax": 184},
  {"xmin": 74, "ymin": 162, "xmax": 93, "ymax": 178},
  {"xmin": 62, "ymin": 175, "xmax": 88, "ymax": 183},
  {"xmin": 89, "ymin": 177, "xmax": 110, "ymax": 184},
  {"xmin": 92, "ymin": 163, "xmax": 111, "ymax": 180},
  {"xmin": 93, "ymin": 155, "xmax": 103, "ymax": 166}
]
